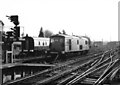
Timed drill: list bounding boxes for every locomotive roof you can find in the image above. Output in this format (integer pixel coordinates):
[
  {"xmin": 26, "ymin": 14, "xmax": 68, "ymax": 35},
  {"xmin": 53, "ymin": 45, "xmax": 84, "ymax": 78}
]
[
  {"xmin": 51, "ymin": 34, "xmax": 90, "ymax": 42},
  {"xmin": 51, "ymin": 34, "xmax": 82, "ymax": 39}
]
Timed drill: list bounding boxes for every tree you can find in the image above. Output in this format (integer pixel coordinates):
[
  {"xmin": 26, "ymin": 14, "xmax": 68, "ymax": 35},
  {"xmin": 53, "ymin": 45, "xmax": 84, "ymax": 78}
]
[
  {"xmin": 44, "ymin": 29, "xmax": 53, "ymax": 37},
  {"xmin": 62, "ymin": 29, "xmax": 66, "ymax": 34},
  {"xmin": 38, "ymin": 27, "xmax": 44, "ymax": 37},
  {"xmin": 58, "ymin": 31, "xmax": 62, "ymax": 34}
]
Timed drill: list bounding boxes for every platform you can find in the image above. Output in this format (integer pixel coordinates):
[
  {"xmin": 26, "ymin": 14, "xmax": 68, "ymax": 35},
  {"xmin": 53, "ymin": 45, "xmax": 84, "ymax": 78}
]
[
  {"xmin": 18, "ymin": 63, "xmax": 55, "ymax": 67},
  {"xmin": 0, "ymin": 63, "xmax": 55, "ymax": 69},
  {"xmin": 13, "ymin": 56, "xmax": 45, "ymax": 62},
  {"xmin": 0, "ymin": 63, "xmax": 20, "ymax": 69}
]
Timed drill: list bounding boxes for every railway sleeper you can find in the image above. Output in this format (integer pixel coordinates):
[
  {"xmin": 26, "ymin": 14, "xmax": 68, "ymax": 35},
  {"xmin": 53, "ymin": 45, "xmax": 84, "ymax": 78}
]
[{"xmin": 35, "ymin": 60, "xmax": 93, "ymax": 85}]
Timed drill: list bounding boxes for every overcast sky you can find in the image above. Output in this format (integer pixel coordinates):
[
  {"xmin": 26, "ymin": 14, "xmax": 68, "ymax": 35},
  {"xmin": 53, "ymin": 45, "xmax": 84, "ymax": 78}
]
[{"xmin": 0, "ymin": 0, "xmax": 119, "ymax": 41}]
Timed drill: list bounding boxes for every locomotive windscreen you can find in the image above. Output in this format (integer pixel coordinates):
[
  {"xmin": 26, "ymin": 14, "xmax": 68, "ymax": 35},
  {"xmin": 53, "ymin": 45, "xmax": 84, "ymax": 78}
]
[
  {"xmin": 50, "ymin": 37, "xmax": 64, "ymax": 43},
  {"xmin": 50, "ymin": 36, "xmax": 64, "ymax": 52}
]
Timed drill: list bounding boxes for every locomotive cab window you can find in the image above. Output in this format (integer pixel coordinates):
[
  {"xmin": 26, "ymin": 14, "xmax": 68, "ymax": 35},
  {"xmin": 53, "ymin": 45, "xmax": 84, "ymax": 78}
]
[
  {"xmin": 85, "ymin": 41, "xmax": 88, "ymax": 45},
  {"xmin": 60, "ymin": 38, "xmax": 63, "ymax": 42},
  {"xmin": 50, "ymin": 37, "xmax": 63, "ymax": 43}
]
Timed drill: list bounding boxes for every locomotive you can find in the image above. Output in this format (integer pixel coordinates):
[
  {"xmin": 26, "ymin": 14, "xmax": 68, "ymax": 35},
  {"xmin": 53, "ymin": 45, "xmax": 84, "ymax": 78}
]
[
  {"xmin": 49, "ymin": 34, "xmax": 91, "ymax": 55},
  {"xmin": 12, "ymin": 35, "xmax": 50, "ymax": 57}
]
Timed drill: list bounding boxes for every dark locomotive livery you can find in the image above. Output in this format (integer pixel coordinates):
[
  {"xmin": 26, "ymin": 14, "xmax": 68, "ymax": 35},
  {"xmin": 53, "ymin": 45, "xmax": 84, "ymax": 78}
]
[{"xmin": 22, "ymin": 35, "xmax": 34, "ymax": 52}]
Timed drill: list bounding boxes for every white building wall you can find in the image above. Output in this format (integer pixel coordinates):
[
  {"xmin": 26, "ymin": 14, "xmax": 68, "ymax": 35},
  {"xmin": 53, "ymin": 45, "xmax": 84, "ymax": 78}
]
[{"xmin": 33, "ymin": 37, "xmax": 50, "ymax": 47}]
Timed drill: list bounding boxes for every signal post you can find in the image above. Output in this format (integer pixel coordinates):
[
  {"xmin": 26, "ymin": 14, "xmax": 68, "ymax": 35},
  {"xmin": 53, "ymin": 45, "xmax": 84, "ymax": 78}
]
[{"xmin": 5, "ymin": 15, "xmax": 20, "ymax": 63}]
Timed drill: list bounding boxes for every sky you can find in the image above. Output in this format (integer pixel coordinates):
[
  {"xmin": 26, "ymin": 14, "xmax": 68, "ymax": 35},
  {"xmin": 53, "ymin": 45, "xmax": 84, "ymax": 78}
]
[{"xmin": 0, "ymin": 0, "xmax": 119, "ymax": 41}]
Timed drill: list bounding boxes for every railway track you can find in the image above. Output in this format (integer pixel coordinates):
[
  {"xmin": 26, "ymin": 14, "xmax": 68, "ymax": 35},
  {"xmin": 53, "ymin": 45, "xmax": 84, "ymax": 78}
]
[
  {"xmin": 49, "ymin": 51, "xmax": 115, "ymax": 85},
  {"xmin": 14, "ymin": 49, "xmax": 103, "ymax": 64},
  {"xmin": 65, "ymin": 50, "xmax": 120, "ymax": 85},
  {"xmin": 3, "ymin": 49, "xmax": 118, "ymax": 85}
]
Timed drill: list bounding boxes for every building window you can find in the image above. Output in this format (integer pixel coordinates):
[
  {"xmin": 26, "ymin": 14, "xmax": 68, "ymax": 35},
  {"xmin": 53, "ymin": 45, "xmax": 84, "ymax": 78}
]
[
  {"xmin": 39, "ymin": 42, "xmax": 40, "ymax": 45},
  {"xmin": 45, "ymin": 42, "xmax": 47, "ymax": 45},
  {"xmin": 43, "ymin": 42, "xmax": 44, "ymax": 46}
]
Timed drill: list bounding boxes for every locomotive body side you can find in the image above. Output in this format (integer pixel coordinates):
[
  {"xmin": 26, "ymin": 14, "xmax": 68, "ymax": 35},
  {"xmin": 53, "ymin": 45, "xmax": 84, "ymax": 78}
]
[
  {"xmin": 64, "ymin": 35, "xmax": 80, "ymax": 53},
  {"xmin": 80, "ymin": 37, "xmax": 90, "ymax": 52},
  {"xmin": 64, "ymin": 36, "xmax": 89, "ymax": 53}
]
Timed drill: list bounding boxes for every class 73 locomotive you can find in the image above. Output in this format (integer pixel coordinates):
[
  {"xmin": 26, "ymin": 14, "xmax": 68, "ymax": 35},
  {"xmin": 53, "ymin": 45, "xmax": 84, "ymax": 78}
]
[{"xmin": 49, "ymin": 34, "xmax": 91, "ymax": 55}]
